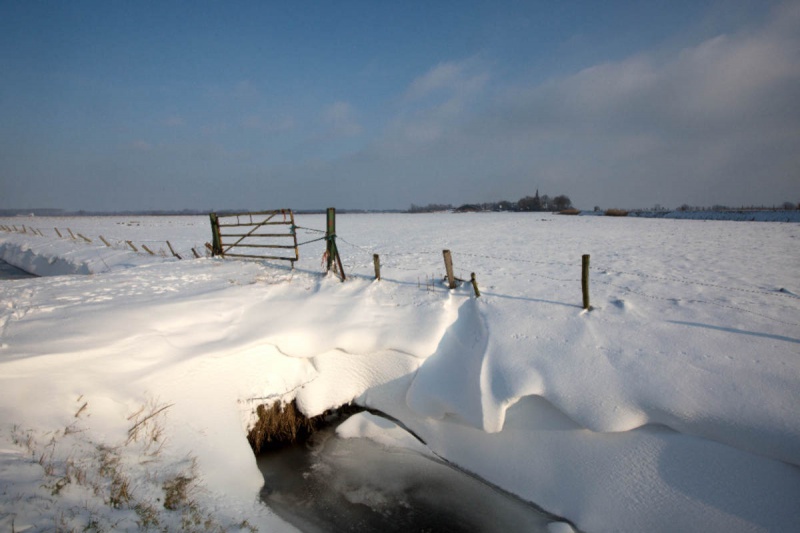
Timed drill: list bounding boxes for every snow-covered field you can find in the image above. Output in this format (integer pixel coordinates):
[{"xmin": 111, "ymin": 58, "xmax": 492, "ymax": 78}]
[{"xmin": 1, "ymin": 213, "xmax": 799, "ymax": 532}]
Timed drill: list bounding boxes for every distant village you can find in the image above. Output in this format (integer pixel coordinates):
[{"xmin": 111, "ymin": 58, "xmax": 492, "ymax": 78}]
[{"xmin": 409, "ymin": 190, "xmax": 574, "ymax": 213}]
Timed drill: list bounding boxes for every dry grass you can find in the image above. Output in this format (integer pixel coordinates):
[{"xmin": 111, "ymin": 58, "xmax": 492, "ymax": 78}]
[
  {"xmin": 134, "ymin": 501, "xmax": 161, "ymax": 529},
  {"xmin": 7, "ymin": 396, "xmax": 252, "ymax": 531},
  {"xmin": 558, "ymin": 208, "xmax": 581, "ymax": 215},
  {"xmin": 126, "ymin": 399, "xmax": 173, "ymax": 455},
  {"xmin": 163, "ymin": 457, "xmax": 199, "ymax": 511},
  {"xmin": 605, "ymin": 208, "xmax": 629, "ymax": 217},
  {"xmin": 247, "ymin": 400, "xmax": 319, "ymax": 453}
]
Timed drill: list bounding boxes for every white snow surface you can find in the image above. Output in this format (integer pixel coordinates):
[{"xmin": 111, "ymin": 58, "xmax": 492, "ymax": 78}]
[{"xmin": 1, "ymin": 213, "xmax": 799, "ymax": 532}]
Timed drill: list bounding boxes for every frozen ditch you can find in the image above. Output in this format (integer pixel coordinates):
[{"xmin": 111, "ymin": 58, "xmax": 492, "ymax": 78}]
[
  {"xmin": 0, "ymin": 259, "xmax": 35, "ymax": 279},
  {"xmin": 256, "ymin": 412, "xmax": 562, "ymax": 533}
]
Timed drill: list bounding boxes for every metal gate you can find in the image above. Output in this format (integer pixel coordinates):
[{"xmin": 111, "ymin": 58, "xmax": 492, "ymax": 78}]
[{"xmin": 209, "ymin": 210, "xmax": 299, "ymax": 264}]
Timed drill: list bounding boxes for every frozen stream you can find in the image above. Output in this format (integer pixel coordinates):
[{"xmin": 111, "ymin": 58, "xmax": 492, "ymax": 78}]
[
  {"xmin": 0, "ymin": 259, "xmax": 34, "ymax": 279},
  {"xmin": 257, "ymin": 417, "xmax": 559, "ymax": 533}
]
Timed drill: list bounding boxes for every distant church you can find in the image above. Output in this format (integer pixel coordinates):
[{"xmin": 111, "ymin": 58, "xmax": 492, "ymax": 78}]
[{"xmin": 531, "ymin": 189, "xmax": 542, "ymax": 210}]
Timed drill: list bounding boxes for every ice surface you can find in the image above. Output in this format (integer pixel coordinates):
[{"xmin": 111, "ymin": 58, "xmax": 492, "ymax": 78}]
[{"xmin": 260, "ymin": 419, "xmax": 556, "ymax": 532}]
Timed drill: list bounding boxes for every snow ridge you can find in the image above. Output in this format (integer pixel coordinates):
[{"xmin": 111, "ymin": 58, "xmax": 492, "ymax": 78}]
[{"xmin": 2, "ymin": 215, "xmax": 800, "ymax": 533}]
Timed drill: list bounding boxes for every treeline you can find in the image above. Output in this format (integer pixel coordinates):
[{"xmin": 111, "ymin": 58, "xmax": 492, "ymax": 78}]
[
  {"xmin": 409, "ymin": 193, "xmax": 573, "ymax": 213},
  {"xmin": 675, "ymin": 202, "xmax": 799, "ymax": 212},
  {"xmin": 613, "ymin": 202, "xmax": 800, "ymax": 214}
]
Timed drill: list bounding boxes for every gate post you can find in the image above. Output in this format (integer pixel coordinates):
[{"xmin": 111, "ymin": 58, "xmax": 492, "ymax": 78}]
[
  {"xmin": 325, "ymin": 207, "xmax": 346, "ymax": 281},
  {"xmin": 209, "ymin": 213, "xmax": 223, "ymax": 256},
  {"xmin": 326, "ymin": 208, "xmax": 336, "ymax": 272}
]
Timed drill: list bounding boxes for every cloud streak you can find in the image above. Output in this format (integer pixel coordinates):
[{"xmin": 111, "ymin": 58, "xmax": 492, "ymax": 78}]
[{"xmin": 323, "ymin": 101, "xmax": 362, "ymax": 138}]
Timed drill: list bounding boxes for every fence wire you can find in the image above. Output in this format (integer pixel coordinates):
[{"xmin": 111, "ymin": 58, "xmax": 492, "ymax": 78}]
[
  {"xmin": 327, "ymin": 231, "xmax": 800, "ymax": 328},
  {"xmin": 4, "ymin": 224, "xmax": 798, "ymax": 327}
]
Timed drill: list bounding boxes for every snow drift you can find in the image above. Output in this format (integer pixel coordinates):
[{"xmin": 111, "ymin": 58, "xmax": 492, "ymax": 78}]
[{"xmin": 1, "ymin": 214, "xmax": 799, "ymax": 532}]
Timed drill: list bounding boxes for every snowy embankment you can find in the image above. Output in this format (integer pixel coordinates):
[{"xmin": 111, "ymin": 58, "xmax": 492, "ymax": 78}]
[{"xmin": 1, "ymin": 214, "xmax": 799, "ymax": 532}]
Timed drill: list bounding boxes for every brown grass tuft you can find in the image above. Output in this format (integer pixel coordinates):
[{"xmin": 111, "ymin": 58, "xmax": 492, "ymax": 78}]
[
  {"xmin": 247, "ymin": 400, "xmax": 319, "ymax": 453},
  {"xmin": 604, "ymin": 208, "xmax": 629, "ymax": 217},
  {"xmin": 163, "ymin": 474, "xmax": 194, "ymax": 511}
]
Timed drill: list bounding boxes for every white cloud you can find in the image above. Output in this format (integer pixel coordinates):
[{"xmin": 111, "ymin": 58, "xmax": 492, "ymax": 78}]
[
  {"xmin": 383, "ymin": 58, "xmax": 490, "ymax": 149},
  {"xmin": 497, "ymin": 5, "xmax": 800, "ymax": 140},
  {"xmin": 404, "ymin": 62, "xmax": 466, "ymax": 101},
  {"xmin": 323, "ymin": 101, "xmax": 362, "ymax": 137},
  {"xmin": 345, "ymin": 2, "xmax": 800, "ymax": 209}
]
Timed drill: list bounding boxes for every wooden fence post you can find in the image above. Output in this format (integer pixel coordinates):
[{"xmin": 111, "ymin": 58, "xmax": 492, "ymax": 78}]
[
  {"xmin": 126, "ymin": 241, "xmax": 138, "ymax": 252},
  {"xmin": 209, "ymin": 213, "xmax": 223, "ymax": 256},
  {"xmin": 166, "ymin": 241, "xmax": 182, "ymax": 259},
  {"xmin": 470, "ymin": 272, "xmax": 481, "ymax": 297},
  {"xmin": 443, "ymin": 250, "xmax": 456, "ymax": 289},
  {"xmin": 67, "ymin": 228, "xmax": 76, "ymax": 240},
  {"xmin": 77, "ymin": 233, "xmax": 92, "ymax": 243},
  {"xmin": 55, "ymin": 228, "xmax": 62, "ymax": 238},
  {"xmin": 326, "ymin": 208, "xmax": 336, "ymax": 272},
  {"xmin": 582, "ymin": 254, "xmax": 591, "ymax": 310},
  {"xmin": 192, "ymin": 248, "xmax": 201, "ymax": 258},
  {"xmin": 141, "ymin": 244, "xmax": 155, "ymax": 255},
  {"xmin": 99, "ymin": 236, "xmax": 111, "ymax": 247},
  {"xmin": 325, "ymin": 207, "xmax": 346, "ymax": 281},
  {"xmin": 373, "ymin": 254, "xmax": 381, "ymax": 281}
]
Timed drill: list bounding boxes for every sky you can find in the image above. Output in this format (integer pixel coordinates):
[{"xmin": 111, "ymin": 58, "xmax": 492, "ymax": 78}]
[{"xmin": 1, "ymin": 0, "xmax": 798, "ymax": 212}]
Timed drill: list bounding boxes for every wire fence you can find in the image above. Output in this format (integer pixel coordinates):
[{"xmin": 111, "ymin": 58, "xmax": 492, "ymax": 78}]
[
  {"xmin": 3, "ymin": 221, "xmax": 798, "ymax": 328},
  {"xmin": 332, "ymin": 231, "xmax": 800, "ymax": 328},
  {"xmin": 0, "ymin": 223, "xmax": 209, "ymax": 261}
]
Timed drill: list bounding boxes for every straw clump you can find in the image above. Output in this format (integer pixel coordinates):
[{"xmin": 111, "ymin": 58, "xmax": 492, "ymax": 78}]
[{"xmin": 247, "ymin": 400, "xmax": 319, "ymax": 453}]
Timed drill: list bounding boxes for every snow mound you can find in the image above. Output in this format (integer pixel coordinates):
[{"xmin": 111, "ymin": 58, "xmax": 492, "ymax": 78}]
[{"xmin": 2, "ymin": 214, "xmax": 799, "ymax": 532}]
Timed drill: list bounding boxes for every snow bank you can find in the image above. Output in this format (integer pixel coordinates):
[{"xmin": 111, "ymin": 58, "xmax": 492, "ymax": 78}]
[
  {"xmin": 1, "ymin": 215, "xmax": 799, "ymax": 532},
  {"xmin": 0, "ymin": 232, "xmax": 169, "ymax": 275},
  {"xmin": 336, "ymin": 412, "xmax": 433, "ymax": 458}
]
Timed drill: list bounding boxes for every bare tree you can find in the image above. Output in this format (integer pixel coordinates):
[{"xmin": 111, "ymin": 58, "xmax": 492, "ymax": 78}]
[{"xmin": 552, "ymin": 195, "xmax": 572, "ymax": 211}]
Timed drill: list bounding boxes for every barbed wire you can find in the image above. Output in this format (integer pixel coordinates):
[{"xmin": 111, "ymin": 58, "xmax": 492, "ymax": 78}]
[
  {"xmin": 592, "ymin": 279, "xmax": 800, "ymax": 327},
  {"xmin": 452, "ymin": 251, "xmax": 573, "ymax": 268},
  {"xmin": 328, "ymin": 239, "xmax": 800, "ymax": 327},
  {"xmin": 336, "ymin": 235, "xmax": 378, "ymax": 255},
  {"xmin": 296, "ymin": 236, "xmax": 327, "ymax": 247},
  {"xmin": 593, "ymin": 267, "xmax": 800, "ymax": 301},
  {"xmin": 0, "ymin": 225, "xmax": 211, "ymax": 260},
  {"xmin": 294, "ymin": 225, "xmax": 326, "ymax": 234},
  {"xmin": 323, "ymin": 237, "xmax": 798, "ymax": 309},
  {"xmin": 5, "ymin": 225, "xmax": 798, "ymax": 328}
]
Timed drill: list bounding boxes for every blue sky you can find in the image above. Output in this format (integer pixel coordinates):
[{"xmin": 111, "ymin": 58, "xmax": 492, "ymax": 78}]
[{"xmin": 1, "ymin": 0, "xmax": 798, "ymax": 211}]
